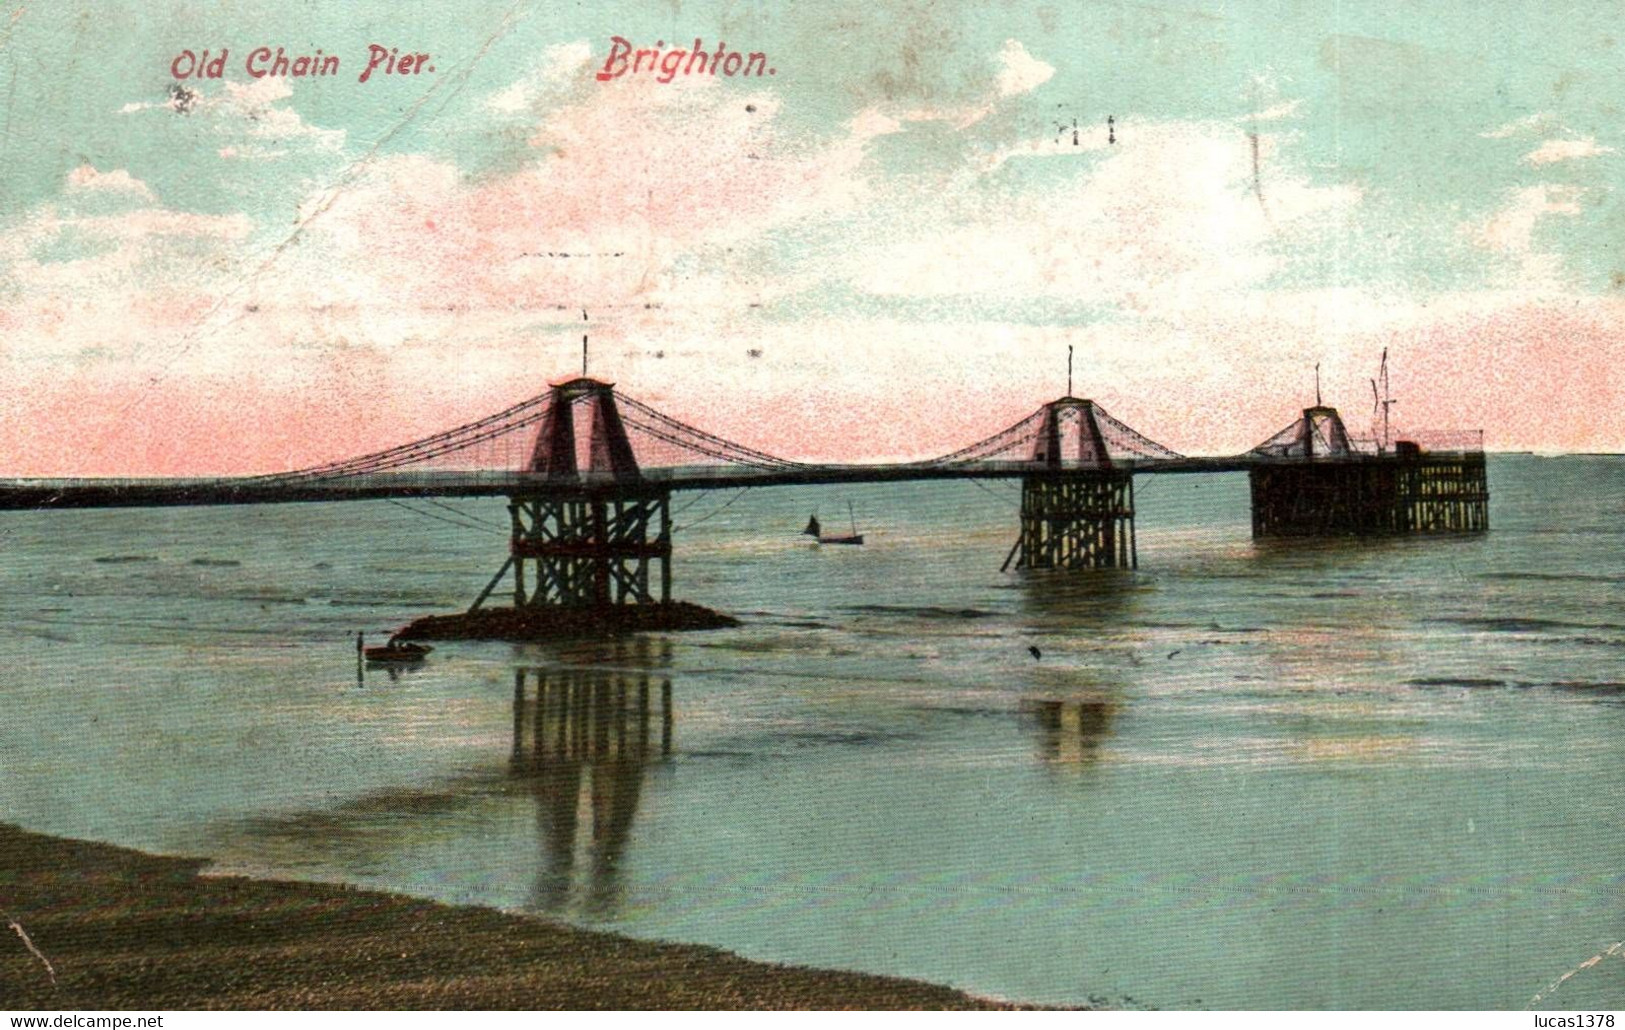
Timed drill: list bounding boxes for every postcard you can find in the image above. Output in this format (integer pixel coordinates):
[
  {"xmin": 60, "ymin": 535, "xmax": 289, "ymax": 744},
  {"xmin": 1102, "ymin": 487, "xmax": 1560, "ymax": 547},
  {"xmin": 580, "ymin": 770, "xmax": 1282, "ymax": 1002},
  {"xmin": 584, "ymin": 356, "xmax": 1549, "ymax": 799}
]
[{"xmin": 1, "ymin": 0, "xmax": 1621, "ymax": 1013}]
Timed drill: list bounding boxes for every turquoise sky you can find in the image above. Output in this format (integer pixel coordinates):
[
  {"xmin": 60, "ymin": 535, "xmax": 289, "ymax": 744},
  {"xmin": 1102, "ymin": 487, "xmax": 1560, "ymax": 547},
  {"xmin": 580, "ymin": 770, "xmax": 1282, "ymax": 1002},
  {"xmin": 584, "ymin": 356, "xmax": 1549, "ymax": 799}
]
[
  {"xmin": 1, "ymin": 1, "xmax": 1621, "ymax": 471},
  {"xmin": 7, "ymin": 1, "xmax": 1620, "ymax": 274}
]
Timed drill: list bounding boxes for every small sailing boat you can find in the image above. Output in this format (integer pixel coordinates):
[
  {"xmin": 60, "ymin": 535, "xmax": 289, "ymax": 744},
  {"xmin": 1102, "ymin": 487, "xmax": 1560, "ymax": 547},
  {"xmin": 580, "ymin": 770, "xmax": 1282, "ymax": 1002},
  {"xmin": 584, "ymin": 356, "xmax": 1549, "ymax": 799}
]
[{"xmin": 804, "ymin": 501, "xmax": 863, "ymax": 546}]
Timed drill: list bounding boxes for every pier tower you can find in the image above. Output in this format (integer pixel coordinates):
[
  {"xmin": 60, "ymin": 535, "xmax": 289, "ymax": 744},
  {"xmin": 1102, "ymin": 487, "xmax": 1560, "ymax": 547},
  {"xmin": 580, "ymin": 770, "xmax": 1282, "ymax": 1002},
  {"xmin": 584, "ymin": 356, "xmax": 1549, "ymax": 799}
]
[
  {"xmin": 1012, "ymin": 398, "xmax": 1136, "ymax": 570},
  {"xmin": 470, "ymin": 377, "xmax": 673, "ymax": 611},
  {"xmin": 1248, "ymin": 406, "xmax": 1488, "ymax": 537}
]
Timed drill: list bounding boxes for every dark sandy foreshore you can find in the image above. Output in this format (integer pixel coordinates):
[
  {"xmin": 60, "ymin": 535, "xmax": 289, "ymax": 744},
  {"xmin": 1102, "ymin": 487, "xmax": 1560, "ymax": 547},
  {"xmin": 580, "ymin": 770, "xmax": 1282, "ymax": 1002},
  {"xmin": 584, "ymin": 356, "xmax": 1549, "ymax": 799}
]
[{"xmin": 0, "ymin": 824, "xmax": 1007, "ymax": 1010}]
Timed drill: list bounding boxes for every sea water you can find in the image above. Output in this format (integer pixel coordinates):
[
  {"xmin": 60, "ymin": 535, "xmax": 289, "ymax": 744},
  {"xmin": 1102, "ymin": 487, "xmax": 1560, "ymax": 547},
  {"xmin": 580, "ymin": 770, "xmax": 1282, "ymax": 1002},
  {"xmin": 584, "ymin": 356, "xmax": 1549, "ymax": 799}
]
[{"xmin": 0, "ymin": 455, "xmax": 1621, "ymax": 1009}]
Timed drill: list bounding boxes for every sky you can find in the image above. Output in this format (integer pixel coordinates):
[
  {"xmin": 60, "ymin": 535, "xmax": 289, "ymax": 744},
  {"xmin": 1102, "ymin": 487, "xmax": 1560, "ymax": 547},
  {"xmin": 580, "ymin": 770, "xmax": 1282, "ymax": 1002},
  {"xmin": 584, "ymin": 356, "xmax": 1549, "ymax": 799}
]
[{"xmin": 1, "ymin": 0, "xmax": 1622, "ymax": 475}]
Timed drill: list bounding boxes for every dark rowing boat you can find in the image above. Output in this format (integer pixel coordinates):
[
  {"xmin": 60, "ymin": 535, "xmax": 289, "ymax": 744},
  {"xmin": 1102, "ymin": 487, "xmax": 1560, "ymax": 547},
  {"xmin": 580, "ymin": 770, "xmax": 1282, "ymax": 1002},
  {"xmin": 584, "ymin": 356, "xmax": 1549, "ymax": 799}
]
[{"xmin": 364, "ymin": 641, "xmax": 433, "ymax": 663}]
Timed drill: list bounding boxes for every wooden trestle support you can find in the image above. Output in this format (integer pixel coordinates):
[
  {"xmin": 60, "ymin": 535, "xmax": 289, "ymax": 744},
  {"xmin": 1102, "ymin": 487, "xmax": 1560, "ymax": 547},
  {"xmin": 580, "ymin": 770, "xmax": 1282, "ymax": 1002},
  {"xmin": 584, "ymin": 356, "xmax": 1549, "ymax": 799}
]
[
  {"xmin": 1012, "ymin": 470, "xmax": 1137, "ymax": 570},
  {"xmin": 1250, "ymin": 448, "xmax": 1489, "ymax": 538},
  {"xmin": 504, "ymin": 490, "xmax": 672, "ymax": 607}
]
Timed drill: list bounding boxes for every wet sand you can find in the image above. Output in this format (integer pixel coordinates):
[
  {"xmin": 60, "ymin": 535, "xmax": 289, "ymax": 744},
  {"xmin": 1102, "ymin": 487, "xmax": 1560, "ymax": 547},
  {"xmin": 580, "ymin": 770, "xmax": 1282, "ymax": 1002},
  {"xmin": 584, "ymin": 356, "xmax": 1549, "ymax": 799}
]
[{"xmin": 0, "ymin": 824, "xmax": 1007, "ymax": 1010}]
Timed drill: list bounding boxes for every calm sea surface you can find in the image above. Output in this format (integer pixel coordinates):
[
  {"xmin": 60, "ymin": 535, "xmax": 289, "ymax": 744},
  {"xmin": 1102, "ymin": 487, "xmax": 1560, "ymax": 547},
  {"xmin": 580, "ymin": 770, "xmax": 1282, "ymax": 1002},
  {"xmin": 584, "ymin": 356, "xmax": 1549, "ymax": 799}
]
[{"xmin": 1, "ymin": 455, "xmax": 1621, "ymax": 1009}]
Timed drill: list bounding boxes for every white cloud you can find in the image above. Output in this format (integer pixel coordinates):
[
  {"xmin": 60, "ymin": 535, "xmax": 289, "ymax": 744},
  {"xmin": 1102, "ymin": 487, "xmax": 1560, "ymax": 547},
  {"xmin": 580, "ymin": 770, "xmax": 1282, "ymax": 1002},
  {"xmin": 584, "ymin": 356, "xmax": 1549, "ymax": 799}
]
[
  {"xmin": 995, "ymin": 39, "xmax": 1054, "ymax": 98},
  {"xmin": 979, "ymin": 131, "xmax": 1107, "ymax": 173},
  {"xmin": 1481, "ymin": 112, "xmax": 1556, "ymax": 139},
  {"xmin": 1250, "ymin": 99, "xmax": 1302, "ymax": 122},
  {"xmin": 1469, "ymin": 184, "xmax": 1583, "ymax": 288},
  {"xmin": 1474, "ymin": 185, "xmax": 1580, "ymax": 253},
  {"xmin": 64, "ymin": 165, "xmax": 154, "ymax": 200},
  {"xmin": 1524, "ymin": 136, "xmax": 1614, "ymax": 165},
  {"xmin": 223, "ymin": 80, "xmax": 344, "ymax": 151},
  {"xmin": 487, "ymin": 41, "xmax": 594, "ymax": 113},
  {"xmin": 848, "ymin": 106, "xmax": 903, "ymax": 141},
  {"xmin": 7, "ymin": 72, "xmax": 884, "ymax": 381},
  {"xmin": 218, "ymin": 145, "xmax": 290, "ymax": 161},
  {"xmin": 858, "ymin": 119, "xmax": 1360, "ymax": 312},
  {"xmin": 118, "ymin": 76, "xmax": 345, "ymax": 158},
  {"xmin": 897, "ymin": 100, "xmax": 996, "ymax": 131},
  {"xmin": 1480, "ymin": 112, "xmax": 1612, "ymax": 164},
  {"xmin": 223, "ymin": 76, "xmax": 294, "ymax": 107},
  {"xmin": 884, "ymin": 39, "xmax": 1055, "ymax": 131},
  {"xmin": 0, "ymin": 199, "xmax": 253, "ymax": 374}
]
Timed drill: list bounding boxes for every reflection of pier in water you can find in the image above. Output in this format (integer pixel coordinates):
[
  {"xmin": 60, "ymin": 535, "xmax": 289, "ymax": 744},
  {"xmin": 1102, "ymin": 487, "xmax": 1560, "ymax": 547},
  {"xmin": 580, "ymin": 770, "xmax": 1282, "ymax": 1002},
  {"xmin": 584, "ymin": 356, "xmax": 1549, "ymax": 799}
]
[
  {"xmin": 1017, "ymin": 572, "xmax": 1128, "ymax": 769},
  {"xmin": 1026, "ymin": 697, "xmax": 1118, "ymax": 767},
  {"xmin": 511, "ymin": 660, "xmax": 673, "ymax": 917}
]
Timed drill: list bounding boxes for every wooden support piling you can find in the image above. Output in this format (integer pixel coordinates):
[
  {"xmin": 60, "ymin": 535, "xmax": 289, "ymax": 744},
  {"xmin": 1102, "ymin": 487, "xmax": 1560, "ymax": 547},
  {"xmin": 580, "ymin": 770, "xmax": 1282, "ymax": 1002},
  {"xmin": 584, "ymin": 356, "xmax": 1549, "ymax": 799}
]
[
  {"xmin": 1249, "ymin": 451, "xmax": 1488, "ymax": 537},
  {"xmin": 1016, "ymin": 470, "xmax": 1136, "ymax": 570},
  {"xmin": 499, "ymin": 488, "xmax": 673, "ymax": 608}
]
